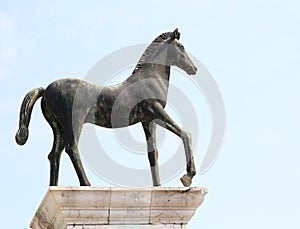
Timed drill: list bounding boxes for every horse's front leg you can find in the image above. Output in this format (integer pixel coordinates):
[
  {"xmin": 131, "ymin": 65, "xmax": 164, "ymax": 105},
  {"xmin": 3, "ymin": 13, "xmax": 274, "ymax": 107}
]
[
  {"xmin": 142, "ymin": 121, "xmax": 161, "ymax": 186},
  {"xmin": 151, "ymin": 102, "xmax": 196, "ymax": 187}
]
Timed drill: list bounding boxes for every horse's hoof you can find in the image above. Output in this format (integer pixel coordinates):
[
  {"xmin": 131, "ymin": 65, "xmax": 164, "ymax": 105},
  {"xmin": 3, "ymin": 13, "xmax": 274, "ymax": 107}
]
[
  {"xmin": 80, "ymin": 181, "xmax": 91, "ymax": 186},
  {"xmin": 180, "ymin": 174, "xmax": 192, "ymax": 187}
]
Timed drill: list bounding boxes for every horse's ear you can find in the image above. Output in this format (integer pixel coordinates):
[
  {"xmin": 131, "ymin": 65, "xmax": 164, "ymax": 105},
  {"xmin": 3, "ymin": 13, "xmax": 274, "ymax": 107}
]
[{"xmin": 171, "ymin": 28, "xmax": 180, "ymax": 40}]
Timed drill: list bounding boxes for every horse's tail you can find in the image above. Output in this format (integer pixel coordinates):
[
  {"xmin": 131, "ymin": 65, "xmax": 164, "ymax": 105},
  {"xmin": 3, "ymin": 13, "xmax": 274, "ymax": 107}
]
[{"xmin": 15, "ymin": 87, "xmax": 45, "ymax": 145}]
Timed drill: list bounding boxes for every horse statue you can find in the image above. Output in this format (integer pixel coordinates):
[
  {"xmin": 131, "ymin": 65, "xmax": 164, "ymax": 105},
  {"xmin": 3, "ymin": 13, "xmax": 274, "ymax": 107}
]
[{"xmin": 15, "ymin": 28, "xmax": 198, "ymax": 187}]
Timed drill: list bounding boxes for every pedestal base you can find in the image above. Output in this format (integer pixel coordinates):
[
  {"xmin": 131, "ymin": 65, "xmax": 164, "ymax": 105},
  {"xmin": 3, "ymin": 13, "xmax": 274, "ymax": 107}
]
[{"xmin": 30, "ymin": 187, "xmax": 208, "ymax": 229}]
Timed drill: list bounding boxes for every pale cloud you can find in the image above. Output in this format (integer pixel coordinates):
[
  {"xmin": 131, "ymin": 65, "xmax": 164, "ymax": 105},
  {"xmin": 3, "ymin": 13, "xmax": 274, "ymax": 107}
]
[
  {"xmin": 0, "ymin": 48, "xmax": 17, "ymax": 60},
  {"xmin": 0, "ymin": 67, "xmax": 10, "ymax": 80},
  {"xmin": 0, "ymin": 11, "xmax": 14, "ymax": 33},
  {"xmin": 0, "ymin": 11, "xmax": 17, "ymax": 79}
]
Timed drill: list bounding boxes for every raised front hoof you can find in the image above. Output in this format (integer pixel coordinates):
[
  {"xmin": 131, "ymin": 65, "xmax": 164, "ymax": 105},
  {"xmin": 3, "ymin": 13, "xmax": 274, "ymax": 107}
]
[{"xmin": 180, "ymin": 174, "xmax": 192, "ymax": 187}]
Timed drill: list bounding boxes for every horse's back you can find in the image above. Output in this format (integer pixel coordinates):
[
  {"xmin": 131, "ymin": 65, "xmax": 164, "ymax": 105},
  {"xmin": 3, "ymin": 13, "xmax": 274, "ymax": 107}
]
[{"xmin": 42, "ymin": 78, "xmax": 101, "ymax": 125}]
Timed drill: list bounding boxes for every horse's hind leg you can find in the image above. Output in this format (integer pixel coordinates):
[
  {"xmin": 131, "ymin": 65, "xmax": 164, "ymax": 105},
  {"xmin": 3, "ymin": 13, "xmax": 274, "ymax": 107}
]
[
  {"xmin": 65, "ymin": 121, "xmax": 91, "ymax": 186},
  {"xmin": 142, "ymin": 121, "xmax": 161, "ymax": 186},
  {"xmin": 42, "ymin": 100, "xmax": 65, "ymax": 186},
  {"xmin": 65, "ymin": 142, "xmax": 91, "ymax": 186},
  {"xmin": 48, "ymin": 125, "xmax": 65, "ymax": 186}
]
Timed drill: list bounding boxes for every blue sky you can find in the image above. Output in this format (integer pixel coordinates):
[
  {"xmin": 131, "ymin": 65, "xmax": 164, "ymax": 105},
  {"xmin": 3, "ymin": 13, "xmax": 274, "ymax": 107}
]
[{"xmin": 1, "ymin": 0, "xmax": 300, "ymax": 228}]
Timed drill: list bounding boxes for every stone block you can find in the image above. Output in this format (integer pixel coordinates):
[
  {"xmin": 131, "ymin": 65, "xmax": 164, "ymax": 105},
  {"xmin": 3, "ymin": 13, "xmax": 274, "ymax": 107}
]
[{"xmin": 30, "ymin": 187, "xmax": 207, "ymax": 229}]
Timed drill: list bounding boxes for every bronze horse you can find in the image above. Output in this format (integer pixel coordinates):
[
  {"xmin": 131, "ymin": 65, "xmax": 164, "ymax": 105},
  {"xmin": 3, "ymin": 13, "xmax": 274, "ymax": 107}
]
[{"xmin": 15, "ymin": 28, "xmax": 197, "ymax": 187}]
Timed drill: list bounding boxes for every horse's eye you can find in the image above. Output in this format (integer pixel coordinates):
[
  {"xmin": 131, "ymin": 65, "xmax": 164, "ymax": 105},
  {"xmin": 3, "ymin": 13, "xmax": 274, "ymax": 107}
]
[{"xmin": 178, "ymin": 44, "xmax": 185, "ymax": 50}]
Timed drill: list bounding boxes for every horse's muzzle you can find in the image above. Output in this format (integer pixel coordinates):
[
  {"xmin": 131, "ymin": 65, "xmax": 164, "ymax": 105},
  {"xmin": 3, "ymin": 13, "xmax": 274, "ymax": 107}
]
[{"xmin": 187, "ymin": 66, "xmax": 197, "ymax": 75}]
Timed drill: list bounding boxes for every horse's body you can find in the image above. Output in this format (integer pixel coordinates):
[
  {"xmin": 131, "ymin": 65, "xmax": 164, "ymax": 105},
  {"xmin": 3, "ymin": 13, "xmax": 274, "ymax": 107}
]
[{"xmin": 15, "ymin": 29, "xmax": 197, "ymax": 187}]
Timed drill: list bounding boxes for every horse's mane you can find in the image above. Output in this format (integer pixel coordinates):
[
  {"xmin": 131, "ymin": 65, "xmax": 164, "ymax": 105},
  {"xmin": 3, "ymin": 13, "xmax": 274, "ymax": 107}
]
[{"xmin": 132, "ymin": 32, "xmax": 173, "ymax": 74}]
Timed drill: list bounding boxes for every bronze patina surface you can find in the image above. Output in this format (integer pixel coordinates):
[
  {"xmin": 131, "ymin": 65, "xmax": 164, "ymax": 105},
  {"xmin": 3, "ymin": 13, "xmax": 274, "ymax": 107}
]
[{"xmin": 15, "ymin": 29, "xmax": 197, "ymax": 187}]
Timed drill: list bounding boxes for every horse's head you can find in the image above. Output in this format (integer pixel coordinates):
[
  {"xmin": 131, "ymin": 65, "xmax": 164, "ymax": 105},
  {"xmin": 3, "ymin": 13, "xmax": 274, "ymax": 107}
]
[
  {"xmin": 167, "ymin": 28, "xmax": 197, "ymax": 75},
  {"xmin": 133, "ymin": 29, "xmax": 197, "ymax": 76}
]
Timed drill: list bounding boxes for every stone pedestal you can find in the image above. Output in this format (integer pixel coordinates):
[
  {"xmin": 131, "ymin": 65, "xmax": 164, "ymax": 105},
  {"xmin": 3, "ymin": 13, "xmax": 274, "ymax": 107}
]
[{"xmin": 30, "ymin": 187, "xmax": 207, "ymax": 229}]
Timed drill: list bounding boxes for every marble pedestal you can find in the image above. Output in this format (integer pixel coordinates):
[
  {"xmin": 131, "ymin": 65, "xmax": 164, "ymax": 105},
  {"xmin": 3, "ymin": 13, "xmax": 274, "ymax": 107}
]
[{"xmin": 30, "ymin": 187, "xmax": 208, "ymax": 229}]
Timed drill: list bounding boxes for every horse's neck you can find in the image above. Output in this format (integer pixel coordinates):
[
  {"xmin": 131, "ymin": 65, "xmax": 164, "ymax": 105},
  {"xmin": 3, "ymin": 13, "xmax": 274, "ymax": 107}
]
[
  {"xmin": 131, "ymin": 64, "xmax": 170, "ymax": 81},
  {"xmin": 153, "ymin": 64, "xmax": 171, "ymax": 81},
  {"xmin": 120, "ymin": 64, "xmax": 171, "ymax": 102}
]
